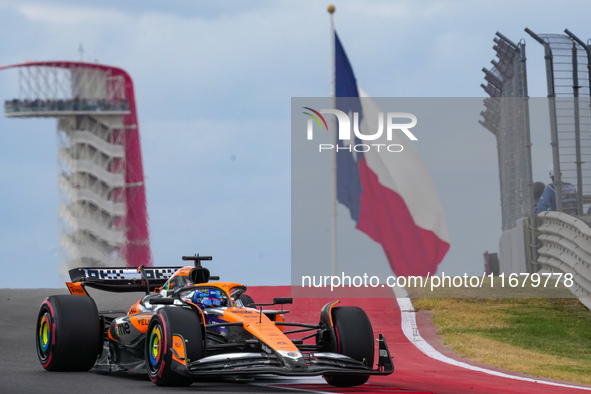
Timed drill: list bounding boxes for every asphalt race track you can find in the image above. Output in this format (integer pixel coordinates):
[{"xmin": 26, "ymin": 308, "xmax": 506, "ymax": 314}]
[
  {"xmin": 0, "ymin": 288, "xmax": 325, "ymax": 394},
  {"xmin": 3, "ymin": 286, "xmax": 591, "ymax": 394}
]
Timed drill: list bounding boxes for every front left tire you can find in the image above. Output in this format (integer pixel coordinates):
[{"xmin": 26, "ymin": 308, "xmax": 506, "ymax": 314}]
[
  {"xmin": 146, "ymin": 306, "xmax": 203, "ymax": 386},
  {"xmin": 238, "ymin": 293, "xmax": 255, "ymax": 307}
]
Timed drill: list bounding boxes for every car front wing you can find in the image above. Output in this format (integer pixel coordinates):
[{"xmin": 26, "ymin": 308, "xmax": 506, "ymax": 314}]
[{"xmin": 173, "ymin": 333, "xmax": 394, "ymax": 377}]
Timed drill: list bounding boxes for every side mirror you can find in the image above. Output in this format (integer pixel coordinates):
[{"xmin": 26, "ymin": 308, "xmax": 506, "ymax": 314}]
[{"xmin": 273, "ymin": 297, "xmax": 293, "ymax": 305}]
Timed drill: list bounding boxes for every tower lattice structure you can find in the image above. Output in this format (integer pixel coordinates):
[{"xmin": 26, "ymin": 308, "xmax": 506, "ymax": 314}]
[{"xmin": 2, "ymin": 61, "xmax": 151, "ymax": 271}]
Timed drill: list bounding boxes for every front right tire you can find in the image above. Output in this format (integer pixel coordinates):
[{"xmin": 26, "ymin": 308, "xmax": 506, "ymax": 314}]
[{"xmin": 323, "ymin": 306, "xmax": 374, "ymax": 387}]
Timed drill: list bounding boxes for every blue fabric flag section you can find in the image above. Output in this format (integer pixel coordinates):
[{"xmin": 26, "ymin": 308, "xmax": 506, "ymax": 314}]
[{"xmin": 335, "ymin": 32, "xmax": 363, "ymax": 223}]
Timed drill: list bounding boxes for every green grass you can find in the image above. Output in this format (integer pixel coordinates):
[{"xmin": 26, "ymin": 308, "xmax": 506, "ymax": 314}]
[
  {"xmin": 413, "ymin": 298, "xmax": 591, "ymax": 385},
  {"xmin": 486, "ymin": 299, "xmax": 591, "ymax": 357}
]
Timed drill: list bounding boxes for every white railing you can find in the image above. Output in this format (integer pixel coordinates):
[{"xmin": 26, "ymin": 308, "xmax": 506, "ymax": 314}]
[
  {"xmin": 59, "ymin": 175, "xmax": 125, "ymax": 217},
  {"xmin": 58, "ymin": 148, "xmax": 125, "ymax": 187},
  {"xmin": 59, "ymin": 205, "xmax": 125, "ymax": 246},
  {"xmin": 67, "ymin": 130, "xmax": 124, "ymax": 158},
  {"xmin": 537, "ymin": 211, "xmax": 591, "ymax": 310}
]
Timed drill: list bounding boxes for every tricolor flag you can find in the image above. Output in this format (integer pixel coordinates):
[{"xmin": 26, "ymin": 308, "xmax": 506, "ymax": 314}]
[{"xmin": 334, "ymin": 32, "xmax": 450, "ymax": 277}]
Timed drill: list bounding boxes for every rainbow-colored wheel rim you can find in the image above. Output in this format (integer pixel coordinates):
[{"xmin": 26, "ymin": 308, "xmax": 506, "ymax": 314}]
[
  {"xmin": 38, "ymin": 313, "xmax": 51, "ymax": 356},
  {"xmin": 149, "ymin": 325, "xmax": 162, "ymax": 367}
]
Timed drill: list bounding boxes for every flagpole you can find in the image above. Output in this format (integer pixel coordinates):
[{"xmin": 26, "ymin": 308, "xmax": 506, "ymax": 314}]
[{"xmin": 328, "ymin": 4, "xmax": 337, "ymax": 276}]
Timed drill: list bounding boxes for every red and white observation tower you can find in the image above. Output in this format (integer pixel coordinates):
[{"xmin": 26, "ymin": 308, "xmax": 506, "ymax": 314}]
[{"xmin": 2, "ymin": 61, "xmax": 152, "ymax": 271}]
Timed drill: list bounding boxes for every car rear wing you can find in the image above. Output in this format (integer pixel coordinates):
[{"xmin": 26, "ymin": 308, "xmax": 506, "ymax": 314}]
[{"xmin": 68, "ymin": 266, "xmax": 183, "ymax": 293}]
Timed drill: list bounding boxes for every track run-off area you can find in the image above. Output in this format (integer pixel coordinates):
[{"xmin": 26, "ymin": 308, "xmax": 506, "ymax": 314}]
[{"xmin": 2, "ymin": 287, "xmax": 591, "ymax": 394}]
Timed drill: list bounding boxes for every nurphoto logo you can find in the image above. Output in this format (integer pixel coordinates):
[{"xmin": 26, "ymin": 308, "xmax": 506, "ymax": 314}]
[{"xmin": 302, "ymin": 107, "xmax": 418, "ymax": 153}]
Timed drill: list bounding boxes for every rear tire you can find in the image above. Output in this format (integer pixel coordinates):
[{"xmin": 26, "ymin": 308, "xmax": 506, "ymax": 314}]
[
  {"xmin": 323, "ymin": 306, "xmax": 374, "ymax": 387},
  {"xmin": 146, "ymin": 307, "xmax": 203, "ymax": 386},
  {"xmin": 36, "ymin": 295, "xmax": 101, "ymax": 371}
]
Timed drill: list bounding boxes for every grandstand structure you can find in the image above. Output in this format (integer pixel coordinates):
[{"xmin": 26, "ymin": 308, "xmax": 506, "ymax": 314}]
[{"xmin": 1, "ymin": 61, "xmax": 151, "ymax": 271}]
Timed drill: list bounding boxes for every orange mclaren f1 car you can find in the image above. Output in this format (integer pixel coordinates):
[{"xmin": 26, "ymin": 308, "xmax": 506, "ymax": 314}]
[{"xmin": 36, "ymin": 255, "xmax": 393, "ymax": 387}]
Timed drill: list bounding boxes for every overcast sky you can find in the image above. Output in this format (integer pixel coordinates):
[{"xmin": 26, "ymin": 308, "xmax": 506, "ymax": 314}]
[{"xmin": 1, "ymin": 0, "xmax": 590, "ymax": 288}]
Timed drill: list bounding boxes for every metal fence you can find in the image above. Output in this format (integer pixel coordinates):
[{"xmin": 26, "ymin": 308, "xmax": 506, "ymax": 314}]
[{"xmin": 526, "ymin": 29, "xmax": 591, "ymax": 215}]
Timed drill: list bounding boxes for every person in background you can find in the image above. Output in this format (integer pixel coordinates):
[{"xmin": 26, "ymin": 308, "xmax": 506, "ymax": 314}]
[
  {"xmin": 533, "ymin": 181, "xmax": 546, "ymax": 213},
  {"xmin": 536, "ymin": 164, "xmax": 578, "ymax": 215}
]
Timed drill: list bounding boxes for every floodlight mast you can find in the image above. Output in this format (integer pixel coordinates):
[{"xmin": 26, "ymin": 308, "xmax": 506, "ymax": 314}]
[{"xmin": 1, "ymin": 61, "xmax": 152, "ymax": 270}]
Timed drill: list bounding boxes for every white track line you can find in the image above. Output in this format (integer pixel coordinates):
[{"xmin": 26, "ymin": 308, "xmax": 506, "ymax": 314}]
[{"xmin": 396, "ymin": 294, "xmax": 591, "ymax": 391}]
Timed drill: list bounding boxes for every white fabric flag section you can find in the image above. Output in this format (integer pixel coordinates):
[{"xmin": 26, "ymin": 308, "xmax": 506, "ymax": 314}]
[{"xmin": 337, "ymin": 90, "xmax": 450, "ymax": 276}]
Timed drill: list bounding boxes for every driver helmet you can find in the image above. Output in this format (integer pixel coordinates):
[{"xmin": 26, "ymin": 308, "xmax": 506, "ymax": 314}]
[{"xmin": 193, "ymin": 288, "xmax": 223, "ymax": 308}]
